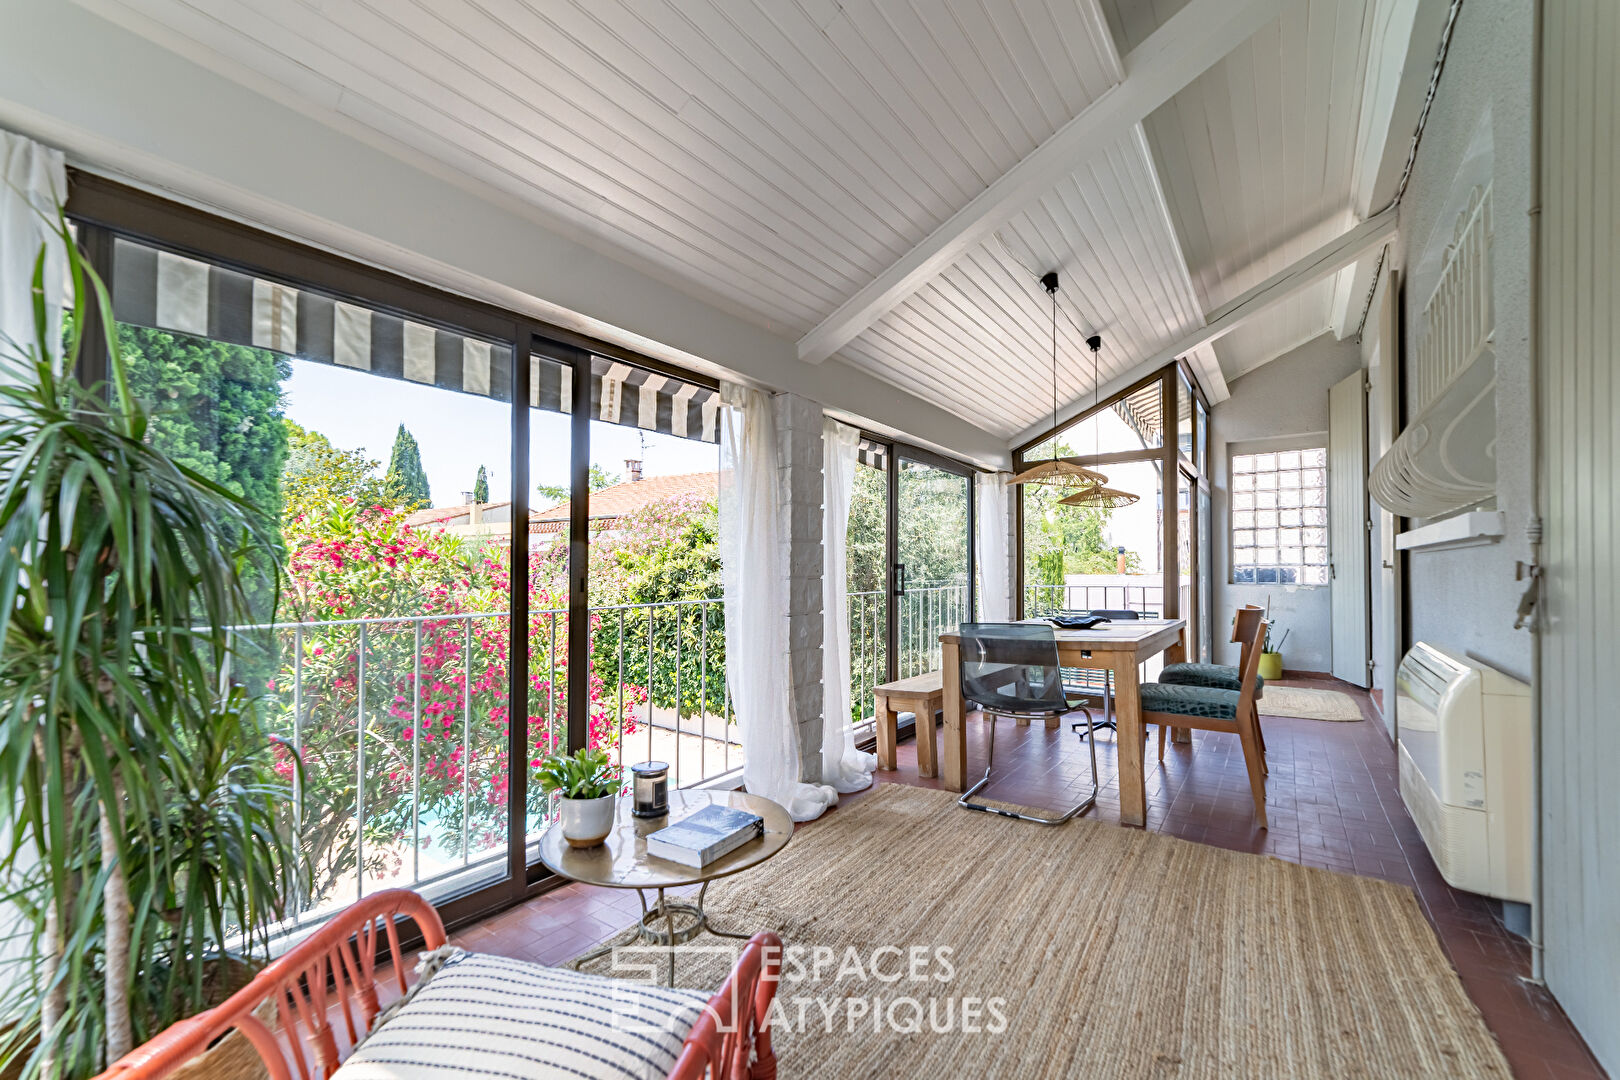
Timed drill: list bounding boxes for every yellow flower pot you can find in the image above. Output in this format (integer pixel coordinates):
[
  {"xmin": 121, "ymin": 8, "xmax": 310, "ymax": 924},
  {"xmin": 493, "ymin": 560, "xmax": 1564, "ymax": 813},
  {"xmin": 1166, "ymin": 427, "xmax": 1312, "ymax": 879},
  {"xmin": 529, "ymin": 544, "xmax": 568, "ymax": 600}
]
[{"xmin": 1258, "ymin": 652, "xmax": 1284, "ymax": 680}]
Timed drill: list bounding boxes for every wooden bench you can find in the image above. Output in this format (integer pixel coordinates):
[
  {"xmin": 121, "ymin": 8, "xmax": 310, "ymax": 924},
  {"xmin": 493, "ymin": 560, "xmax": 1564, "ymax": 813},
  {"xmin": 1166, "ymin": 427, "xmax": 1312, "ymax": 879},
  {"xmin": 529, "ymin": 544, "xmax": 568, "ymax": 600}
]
[{"xmin": 874, "ymin": 670, "xmax": 945, "ymax": 778}]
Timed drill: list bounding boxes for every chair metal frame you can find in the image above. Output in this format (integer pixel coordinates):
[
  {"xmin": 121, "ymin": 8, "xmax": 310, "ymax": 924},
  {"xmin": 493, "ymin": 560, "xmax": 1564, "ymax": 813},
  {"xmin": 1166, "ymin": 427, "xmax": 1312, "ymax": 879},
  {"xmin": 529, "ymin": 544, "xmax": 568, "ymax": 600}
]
[{"xmin": 954, "ymin": 623, "xmax": 1101, "ymax": 826}]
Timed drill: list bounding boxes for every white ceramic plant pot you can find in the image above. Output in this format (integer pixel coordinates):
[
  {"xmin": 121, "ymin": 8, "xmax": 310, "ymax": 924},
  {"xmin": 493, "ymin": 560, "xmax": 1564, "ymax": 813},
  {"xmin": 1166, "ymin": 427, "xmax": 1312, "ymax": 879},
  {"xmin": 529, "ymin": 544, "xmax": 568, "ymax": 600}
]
[{"xmin": 560, "ymin": 794, "xmax": 617, "ymax": 849}]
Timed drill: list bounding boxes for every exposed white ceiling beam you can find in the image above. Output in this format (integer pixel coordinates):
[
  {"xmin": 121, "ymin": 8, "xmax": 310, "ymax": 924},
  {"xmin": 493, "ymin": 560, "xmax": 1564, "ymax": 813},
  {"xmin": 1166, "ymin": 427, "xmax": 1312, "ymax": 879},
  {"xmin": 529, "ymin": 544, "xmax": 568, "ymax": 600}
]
[
  {"xmin": 1331, "ymin": 0, "xmax": 1451, "ymax": 337},
  {"xmin": 796, "ymin": 0, "xmax": 1295, "ymax": 365},
  {"xmin": 1012, "ymin": 207, "xmax": 1399, "ymax": 447},
  {"xmin": 1128, "ymin": 122, "xmax": 1230, "ymax": 405}
]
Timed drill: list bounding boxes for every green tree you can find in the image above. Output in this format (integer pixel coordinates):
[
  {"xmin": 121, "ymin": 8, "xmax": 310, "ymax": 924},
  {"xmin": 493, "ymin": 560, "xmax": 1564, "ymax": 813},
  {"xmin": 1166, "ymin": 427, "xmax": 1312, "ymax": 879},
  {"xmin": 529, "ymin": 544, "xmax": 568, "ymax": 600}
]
[
  {"xmin": 473, "ymin": 464, "xmax": 489, "ymax": 503},
  {"xmin": 1020, "ymin": 445, "xmax": 1141, "ymax": 607},
  {"xmin": 119, "ymin": 325, "xmax": 291, "ymax": 514},
  {"xmin": 384, "ymin": 423, "xmax": 432, "ymax": 508},
  {"xmin": 537, "ymin": 464, "xmax": 620, "ymax": 506},
  {"xmin": 120, "ymin": 325, "xmax": 291, "ymax": 618},
  {"xmin": 280, "ymin": 420, "xmax": 391, "ymax": 526}
]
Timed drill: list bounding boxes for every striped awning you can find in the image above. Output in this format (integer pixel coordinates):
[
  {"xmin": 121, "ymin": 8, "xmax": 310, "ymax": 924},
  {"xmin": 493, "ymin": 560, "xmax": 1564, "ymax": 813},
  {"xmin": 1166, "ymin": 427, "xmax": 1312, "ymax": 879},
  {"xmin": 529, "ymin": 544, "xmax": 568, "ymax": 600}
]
[
  {"xmin": 111, "ymin": 237, "xmax": 719, "ymax": 444},
  {"xmin": 857, "ymin": 438, "xmax": 888, "ymax": 470}
]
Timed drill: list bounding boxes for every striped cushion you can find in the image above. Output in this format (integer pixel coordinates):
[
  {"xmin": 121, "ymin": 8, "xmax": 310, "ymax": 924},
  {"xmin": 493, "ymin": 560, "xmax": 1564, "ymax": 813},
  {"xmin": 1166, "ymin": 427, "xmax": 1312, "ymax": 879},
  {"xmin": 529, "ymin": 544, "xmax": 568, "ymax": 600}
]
[
  {"xmin": 1139, "ymin": 683, "xmax": 1241, "ymax": 720},
  {"xmin": 1158, "ymin": 662, "xmax": 1264, "ymax": 695},
  {"xmin": 334, "ymin": 949, "xmax": 711, "ymax": 1080}
]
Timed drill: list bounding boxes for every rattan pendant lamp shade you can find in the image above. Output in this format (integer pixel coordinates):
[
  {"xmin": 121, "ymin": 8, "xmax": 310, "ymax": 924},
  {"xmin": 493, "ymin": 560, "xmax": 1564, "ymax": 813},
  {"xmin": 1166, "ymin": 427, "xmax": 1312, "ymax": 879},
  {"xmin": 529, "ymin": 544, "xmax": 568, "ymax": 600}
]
[
  {"xmin": 1007, "ymin": 271, "xmax": 1107, "ymax": 490},
  {"xmin": 1059, "ymin": 334, "xmax": 1139, "ymax": 509}
]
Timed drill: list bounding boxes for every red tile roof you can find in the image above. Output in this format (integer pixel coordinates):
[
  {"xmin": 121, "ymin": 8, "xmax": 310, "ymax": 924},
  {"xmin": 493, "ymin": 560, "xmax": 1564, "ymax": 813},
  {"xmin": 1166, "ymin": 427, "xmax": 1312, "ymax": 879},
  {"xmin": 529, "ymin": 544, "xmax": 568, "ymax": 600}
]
[{"xmin": 529, "ymin": 472, "xmax": 717, "ymax": 532}]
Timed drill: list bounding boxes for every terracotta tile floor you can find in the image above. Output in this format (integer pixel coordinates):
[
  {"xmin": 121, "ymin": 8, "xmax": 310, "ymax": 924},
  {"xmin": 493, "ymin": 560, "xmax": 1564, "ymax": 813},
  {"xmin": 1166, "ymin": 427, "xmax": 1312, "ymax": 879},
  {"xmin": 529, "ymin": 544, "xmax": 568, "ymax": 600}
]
[{"xmin": 458, "ymin": 677, "xmax": 1606, "ymax": 1079}]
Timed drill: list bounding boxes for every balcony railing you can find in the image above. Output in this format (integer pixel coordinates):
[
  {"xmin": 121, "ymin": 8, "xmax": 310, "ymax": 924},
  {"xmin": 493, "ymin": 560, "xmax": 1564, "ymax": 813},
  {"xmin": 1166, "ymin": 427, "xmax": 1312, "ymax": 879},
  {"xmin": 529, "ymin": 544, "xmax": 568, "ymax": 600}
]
[
  {"xmin": 225, "ymin": 597, "xmax": 736, "ymax": 926},
  {"xmin": 1024, "ymin": 582, "xmax": 1164, "ymax": 617},
  {"xmin": 845, "ymin": 583, "xmax": 970, "ymax": 728}
]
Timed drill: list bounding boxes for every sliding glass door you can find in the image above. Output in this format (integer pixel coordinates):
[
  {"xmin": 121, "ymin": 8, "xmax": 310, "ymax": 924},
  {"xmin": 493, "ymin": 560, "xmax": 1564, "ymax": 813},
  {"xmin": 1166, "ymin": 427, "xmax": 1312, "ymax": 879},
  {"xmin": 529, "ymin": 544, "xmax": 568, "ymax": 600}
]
[
  {"xmin": 70, "ymin": 179, "xmax": 737, "ymax": 928},
  {"xmin": 846, "ymin": 441, "xmax": 891, "ymax": 729},
  {"xmin": 894, "ymin": 453, "xmax": 974, "ymax": 679},
  {"xmin": 842, "ymin": 440, "xmax": 975, "ymax": 734}
]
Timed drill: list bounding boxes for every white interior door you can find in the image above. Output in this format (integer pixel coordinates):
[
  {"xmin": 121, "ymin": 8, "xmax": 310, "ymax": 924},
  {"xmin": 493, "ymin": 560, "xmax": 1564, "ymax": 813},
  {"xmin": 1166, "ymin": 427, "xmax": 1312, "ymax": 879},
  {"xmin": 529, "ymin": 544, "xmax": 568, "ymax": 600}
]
[{"xmin": 1329, "ymin": 372, "xmax": 1371, "ymax": 686}]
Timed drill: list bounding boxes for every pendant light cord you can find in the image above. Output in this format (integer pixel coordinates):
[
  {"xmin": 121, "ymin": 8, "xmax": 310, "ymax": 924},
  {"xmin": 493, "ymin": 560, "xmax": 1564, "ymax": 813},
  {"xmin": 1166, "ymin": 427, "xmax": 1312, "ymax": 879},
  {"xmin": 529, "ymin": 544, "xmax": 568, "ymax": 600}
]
[{"xmin": 1051, "ymin": 288, "xmax": 1059, "ymax": 460}]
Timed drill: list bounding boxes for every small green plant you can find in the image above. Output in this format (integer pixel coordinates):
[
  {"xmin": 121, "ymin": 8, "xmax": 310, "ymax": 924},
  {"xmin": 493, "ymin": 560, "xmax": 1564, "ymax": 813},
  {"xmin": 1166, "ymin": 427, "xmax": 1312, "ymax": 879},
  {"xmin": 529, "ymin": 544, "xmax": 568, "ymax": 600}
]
[
  {"xmin": 1261, "ymin": 596, "xmax": 1290, "ymax": 653},
  {"xmin": 536, "ymin": 748, "xmax": 616, "ymax": 800}
]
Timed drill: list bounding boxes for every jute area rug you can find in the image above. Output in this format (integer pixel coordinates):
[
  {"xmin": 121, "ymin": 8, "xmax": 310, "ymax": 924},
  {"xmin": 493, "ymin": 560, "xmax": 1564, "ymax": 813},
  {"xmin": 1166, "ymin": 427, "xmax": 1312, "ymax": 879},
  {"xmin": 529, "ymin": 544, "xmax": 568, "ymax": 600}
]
[
  {"xmin": 576, "ymin": 785, "xmax": 1509, "ymax": 1079},
  {"xmin": 1260, "ymin": 685, "xmax": 1366, "ymax": 722}
]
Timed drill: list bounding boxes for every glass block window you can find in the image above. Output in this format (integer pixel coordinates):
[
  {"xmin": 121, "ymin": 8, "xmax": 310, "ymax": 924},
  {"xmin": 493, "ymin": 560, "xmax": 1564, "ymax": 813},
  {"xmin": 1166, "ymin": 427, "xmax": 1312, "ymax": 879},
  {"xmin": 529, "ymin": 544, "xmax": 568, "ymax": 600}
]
[{"xmin": 1231, "ymin": 448, "xmax": 1328, "ymax": 584}]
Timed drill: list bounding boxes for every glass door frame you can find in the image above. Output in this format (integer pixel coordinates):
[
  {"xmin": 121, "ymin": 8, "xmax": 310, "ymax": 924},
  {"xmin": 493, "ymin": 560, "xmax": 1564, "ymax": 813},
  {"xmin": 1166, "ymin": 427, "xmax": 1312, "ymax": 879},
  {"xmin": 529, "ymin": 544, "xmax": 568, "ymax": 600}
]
[
  {"xmin": 1011, "ymin": 360, "xmax": 1211, "ymax": 662},
  {"xmin": 888, "ymin": 444, "xmax": 978, "ymax": 682},
  {"xmin": 857, "ymin": 436, "xmax": 979, "ymax": 694},
  {"xmin": 63, "ymin": 174, "xmax": 717, "ymax": 934}
]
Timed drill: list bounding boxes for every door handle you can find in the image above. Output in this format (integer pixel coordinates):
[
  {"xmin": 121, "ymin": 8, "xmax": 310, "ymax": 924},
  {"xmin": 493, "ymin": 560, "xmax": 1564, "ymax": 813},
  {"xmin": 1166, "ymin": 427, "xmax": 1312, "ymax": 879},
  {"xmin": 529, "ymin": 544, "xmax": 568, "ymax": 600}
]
[{"xmin": 894, "ymin": 563, "xmax": 906, "ymax": 597}]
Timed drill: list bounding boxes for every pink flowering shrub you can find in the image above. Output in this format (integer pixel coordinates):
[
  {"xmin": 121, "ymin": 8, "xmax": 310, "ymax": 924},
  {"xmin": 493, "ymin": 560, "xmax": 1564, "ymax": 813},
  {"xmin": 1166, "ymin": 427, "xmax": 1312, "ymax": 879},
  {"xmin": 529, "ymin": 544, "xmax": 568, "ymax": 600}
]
[{"xmin": 269, "ymin": 499, "xmax": 645, "ymax": 907}]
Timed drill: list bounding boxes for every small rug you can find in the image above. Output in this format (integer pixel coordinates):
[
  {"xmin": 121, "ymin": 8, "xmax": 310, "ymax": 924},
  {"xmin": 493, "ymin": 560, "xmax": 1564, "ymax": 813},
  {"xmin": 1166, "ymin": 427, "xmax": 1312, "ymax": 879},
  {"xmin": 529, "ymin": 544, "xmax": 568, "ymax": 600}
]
[
  {"xmin": 1259, "ymin": 684, "xmax": 1365, "ymax": 722},
  {"xmin": 574, "ymin": 785, "xmax": 1508, "ymax": 1079}
]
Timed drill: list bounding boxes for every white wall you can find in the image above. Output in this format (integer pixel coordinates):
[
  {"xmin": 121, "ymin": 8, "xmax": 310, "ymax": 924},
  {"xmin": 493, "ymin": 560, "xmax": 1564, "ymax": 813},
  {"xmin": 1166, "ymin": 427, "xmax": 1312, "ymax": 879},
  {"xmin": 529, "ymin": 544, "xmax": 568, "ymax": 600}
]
[
  {"xmin": 0, "ymin": 0, "xmax": 1010, "ymax": 471},
  {"xmin": 1396, "ymin": 0, "xmax": 1535, "ymax": 685},
  {"xmin": 1538, "ymin": 1, "xmax": 1620, "ymax": 1070},
  {"xmin": 1209, "ymin": 333, "xmax": 1363, "ymax": 673}
]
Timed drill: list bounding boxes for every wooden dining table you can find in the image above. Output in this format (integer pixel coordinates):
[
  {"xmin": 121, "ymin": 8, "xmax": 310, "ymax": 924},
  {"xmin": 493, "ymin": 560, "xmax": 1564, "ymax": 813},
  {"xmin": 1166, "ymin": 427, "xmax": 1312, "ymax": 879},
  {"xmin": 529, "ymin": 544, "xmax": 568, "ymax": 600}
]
[{"xmin": 938, "ymin": 619, "xmax": 1187, "ymax": 827}]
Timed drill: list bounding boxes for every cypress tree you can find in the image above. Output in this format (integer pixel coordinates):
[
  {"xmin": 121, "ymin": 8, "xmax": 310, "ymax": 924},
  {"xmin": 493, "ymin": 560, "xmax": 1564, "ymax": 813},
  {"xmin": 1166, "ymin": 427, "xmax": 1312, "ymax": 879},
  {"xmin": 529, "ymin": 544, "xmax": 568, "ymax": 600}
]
[
  {"xmin": 473, "ymin": 464, "xmax": 489, "ymax": 503},
  {"xmin": 385, "ymin": 423, "xmax": 432, "ymax": 508}
]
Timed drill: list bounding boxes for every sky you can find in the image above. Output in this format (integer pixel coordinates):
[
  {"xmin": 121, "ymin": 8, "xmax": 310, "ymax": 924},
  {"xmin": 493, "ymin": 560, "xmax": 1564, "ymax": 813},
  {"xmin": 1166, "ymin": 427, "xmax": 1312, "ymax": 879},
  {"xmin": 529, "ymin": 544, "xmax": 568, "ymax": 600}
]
[{"xmin": 284, "ymin": 359, "xmax": 720, "ymax": 508}]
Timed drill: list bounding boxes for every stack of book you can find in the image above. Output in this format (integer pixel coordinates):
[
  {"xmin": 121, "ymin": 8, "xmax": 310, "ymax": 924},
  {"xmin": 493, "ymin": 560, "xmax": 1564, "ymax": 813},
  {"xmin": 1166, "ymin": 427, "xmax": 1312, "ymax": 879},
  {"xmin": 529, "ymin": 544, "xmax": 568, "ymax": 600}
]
[{"xmin": 645, "ymin": 804, "xmax": 764, "ymax": 868}]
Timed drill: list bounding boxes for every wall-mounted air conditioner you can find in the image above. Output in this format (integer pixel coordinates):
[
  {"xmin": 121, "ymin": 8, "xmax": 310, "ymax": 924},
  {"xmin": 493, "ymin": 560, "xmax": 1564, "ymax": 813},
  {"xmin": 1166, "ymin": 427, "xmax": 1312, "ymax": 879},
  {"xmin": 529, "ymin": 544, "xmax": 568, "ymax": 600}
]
[{"xmin": 1396, "ymin": 641, "xmax": 1531, "ymax": 902}]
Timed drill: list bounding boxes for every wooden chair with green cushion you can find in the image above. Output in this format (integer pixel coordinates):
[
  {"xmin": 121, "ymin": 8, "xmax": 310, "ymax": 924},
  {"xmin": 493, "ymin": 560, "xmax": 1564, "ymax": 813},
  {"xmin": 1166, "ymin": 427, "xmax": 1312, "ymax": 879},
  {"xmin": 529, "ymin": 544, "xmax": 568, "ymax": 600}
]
[
  {"xmin": 1139, "ymin": 615, "xmax": 1270, "ymax": 829},
  {"xmin": 1158, "ymin": 605, "xmax": 1268, "ymax": 763}
]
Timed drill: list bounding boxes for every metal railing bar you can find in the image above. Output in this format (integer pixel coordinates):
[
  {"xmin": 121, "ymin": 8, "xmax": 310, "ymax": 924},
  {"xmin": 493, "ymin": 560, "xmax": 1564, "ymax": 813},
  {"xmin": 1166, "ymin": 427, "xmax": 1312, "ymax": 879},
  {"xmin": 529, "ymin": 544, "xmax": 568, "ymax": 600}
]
[
  {"xmin": 292, "ymin": 625, "xmax": 303, "ymax": 918},
  {"xmin": 412, "ymin": 621, "xmax": 422, "ymax": 883},
  {"xmin": 355, "ymin": 622, "xmax": 366, "ymax": 901},
  {"xmin": 463, "ymin": 618, "xmax": 472, "ymax": 868}
]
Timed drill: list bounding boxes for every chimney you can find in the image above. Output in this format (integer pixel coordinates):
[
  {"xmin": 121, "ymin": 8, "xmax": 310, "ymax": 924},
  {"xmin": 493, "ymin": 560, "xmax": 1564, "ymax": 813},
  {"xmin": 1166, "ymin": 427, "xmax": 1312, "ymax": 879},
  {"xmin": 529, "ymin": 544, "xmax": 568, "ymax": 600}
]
[
  {"xmin": 625, "ymin": 459, "xmax": 643, "ymax": 483},
  {"xmin": 461, "ymin": 490, "xmax": 476, "ymax": 505}
]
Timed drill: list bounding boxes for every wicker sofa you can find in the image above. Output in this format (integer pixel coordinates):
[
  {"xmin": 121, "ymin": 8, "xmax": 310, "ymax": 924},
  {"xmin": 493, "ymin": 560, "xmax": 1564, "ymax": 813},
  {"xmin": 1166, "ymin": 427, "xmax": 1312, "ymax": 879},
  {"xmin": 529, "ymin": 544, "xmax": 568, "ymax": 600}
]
[{"xmin": 94, "ymin": 889, "xmax": 780, "ymax": 1080}]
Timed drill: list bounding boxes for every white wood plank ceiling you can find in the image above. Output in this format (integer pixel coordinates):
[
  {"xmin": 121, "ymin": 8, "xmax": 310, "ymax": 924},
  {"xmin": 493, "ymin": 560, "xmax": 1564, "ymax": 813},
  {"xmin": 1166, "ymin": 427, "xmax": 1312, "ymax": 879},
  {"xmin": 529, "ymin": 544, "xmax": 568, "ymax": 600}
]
[{"xmin": 83, "ymin": 0, "xmax": 1404, "ymax": 441}]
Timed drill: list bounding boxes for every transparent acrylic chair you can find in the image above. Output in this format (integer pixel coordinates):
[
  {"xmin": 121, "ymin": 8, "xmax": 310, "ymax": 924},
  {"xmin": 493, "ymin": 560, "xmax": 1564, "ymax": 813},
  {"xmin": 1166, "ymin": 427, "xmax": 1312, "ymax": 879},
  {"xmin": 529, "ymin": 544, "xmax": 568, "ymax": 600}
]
[{"xmin": 955, "ymin": 622, "xmax": 1100, "ymax": 825}]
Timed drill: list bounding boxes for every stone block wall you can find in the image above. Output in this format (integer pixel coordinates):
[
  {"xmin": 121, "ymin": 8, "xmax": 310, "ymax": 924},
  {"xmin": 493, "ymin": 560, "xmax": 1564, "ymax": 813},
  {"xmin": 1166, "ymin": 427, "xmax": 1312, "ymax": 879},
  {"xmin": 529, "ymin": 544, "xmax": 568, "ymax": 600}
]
[{"xmin": 772, "ymin": 392, "xmax": 825, "ymax": 783}]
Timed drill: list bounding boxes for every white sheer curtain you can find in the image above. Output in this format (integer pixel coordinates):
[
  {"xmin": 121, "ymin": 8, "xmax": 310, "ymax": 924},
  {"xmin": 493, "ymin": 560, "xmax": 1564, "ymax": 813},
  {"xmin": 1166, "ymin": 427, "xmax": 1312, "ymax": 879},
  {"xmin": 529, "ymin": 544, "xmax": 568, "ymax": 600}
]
[
  {"xmin": 976, "ymin": 472, "xmax": 1013, "ymax": 621},
  {"xmin": 820, "ymin": 416, "xmax": 877, "ymax": 793},
  {"xmin": 718, "ymin": 383, "xmax": 837, "ymax": 821},
  {"xmin": 1, "ymin": 130, "xmax": 67, "ymax": 381}
]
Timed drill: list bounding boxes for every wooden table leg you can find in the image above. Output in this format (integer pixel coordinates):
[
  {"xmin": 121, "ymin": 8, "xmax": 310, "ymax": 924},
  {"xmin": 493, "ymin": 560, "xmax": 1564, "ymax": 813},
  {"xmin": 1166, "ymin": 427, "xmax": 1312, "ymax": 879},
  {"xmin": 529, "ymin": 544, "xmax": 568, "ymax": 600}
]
[
  {"xmin": 875, "ymin": 694, "xmax": 897, "ymax": 771},
  {"xmin": 1113, "ymin": 657, "xmax": 1147, "ymax": 826},
  {"xmin": 916, "ymin": 702, "xmax": 939, "ymax": 779},
  {"xmin": 942, "ymin": 641, "xmax": 967, "ymax": 792}
]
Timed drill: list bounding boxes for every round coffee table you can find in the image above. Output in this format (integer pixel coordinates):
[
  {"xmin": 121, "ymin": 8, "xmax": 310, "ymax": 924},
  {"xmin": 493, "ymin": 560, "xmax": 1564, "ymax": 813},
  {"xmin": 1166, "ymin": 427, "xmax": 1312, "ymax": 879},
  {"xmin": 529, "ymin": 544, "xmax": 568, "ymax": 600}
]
[{"xmin": 538, "ymin": 789, "xmax": 792, "ymax": 984}]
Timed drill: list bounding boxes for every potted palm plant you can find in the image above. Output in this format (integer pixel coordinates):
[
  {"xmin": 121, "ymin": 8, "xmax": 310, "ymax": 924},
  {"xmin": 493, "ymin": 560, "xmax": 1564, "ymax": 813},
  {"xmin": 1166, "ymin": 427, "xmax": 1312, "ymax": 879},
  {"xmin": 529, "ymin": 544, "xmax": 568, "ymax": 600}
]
[
  {"xmin": 0, "ymin": 212, "xmax": 296, "ymax": 1078},
  {"xmin": 537, "ymin": 748, "xmax": 619, "ymax": 848}
]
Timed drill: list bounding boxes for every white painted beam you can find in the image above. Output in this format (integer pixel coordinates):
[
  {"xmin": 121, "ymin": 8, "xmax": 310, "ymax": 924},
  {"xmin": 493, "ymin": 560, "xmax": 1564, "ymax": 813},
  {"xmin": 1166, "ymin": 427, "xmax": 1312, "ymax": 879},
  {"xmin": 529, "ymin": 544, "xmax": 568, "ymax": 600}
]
[
  {"xmin": 1331, "ymin": 0, "xmax": 1449, "ymax": 336},
  {"xmin": 1011, "ymin": 207, "xmax": 1399, "ymax": 447},
  {"xmin": 1128, "ymin": 122, "xmax": 1229, "ymax": 403},
  {"xmin": 797, "ymin": 0, "xmax": 1294, "ymax": 364}
]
